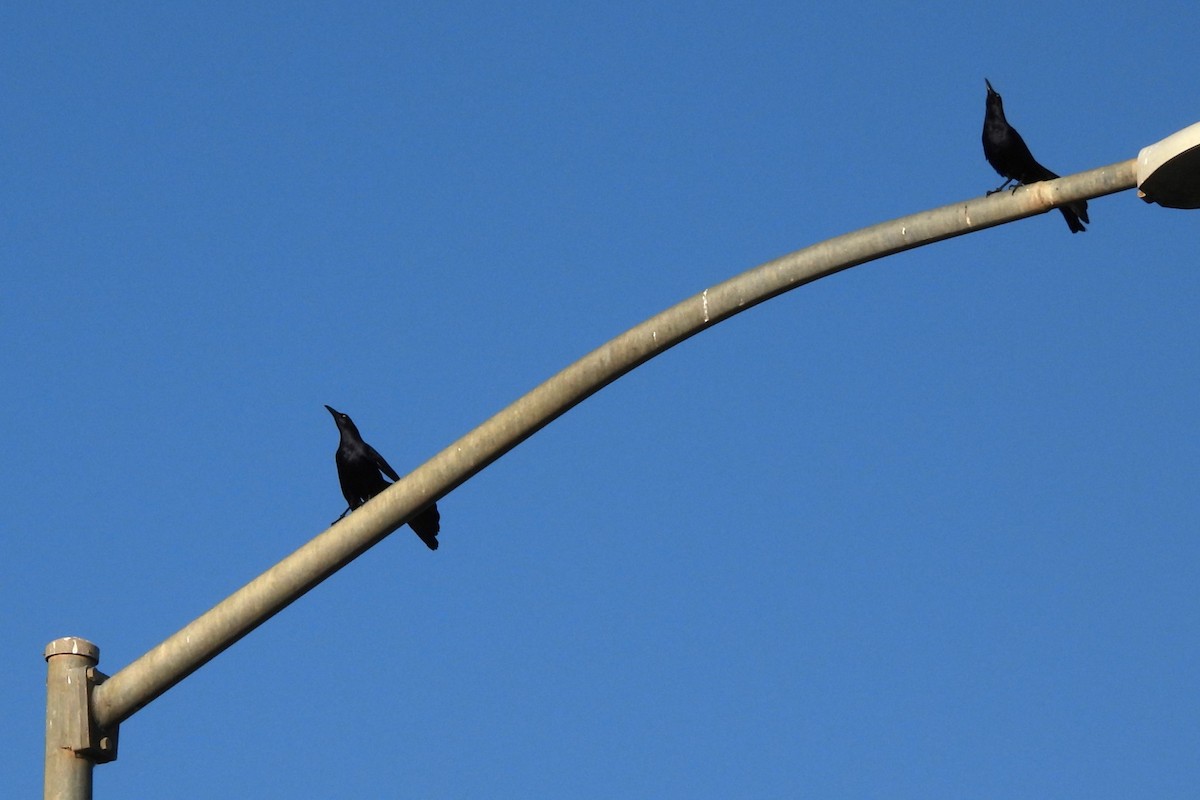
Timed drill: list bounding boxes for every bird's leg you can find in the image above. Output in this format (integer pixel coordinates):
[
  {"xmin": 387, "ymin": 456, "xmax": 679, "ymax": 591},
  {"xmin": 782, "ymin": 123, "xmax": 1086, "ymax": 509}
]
[
  {"xmin": 987, "ymin": 177, "xmax": 1015, "ymax": 196},
  {"xmin": 331, "ymin": 506, "xmax": 352, "ymax": 525}
]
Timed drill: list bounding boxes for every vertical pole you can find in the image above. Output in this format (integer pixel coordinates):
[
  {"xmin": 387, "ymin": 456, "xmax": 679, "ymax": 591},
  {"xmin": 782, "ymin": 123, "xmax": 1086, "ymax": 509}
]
[{"xmin": 44, "ymin": 637, "xmax": 98, "ymax": 800}]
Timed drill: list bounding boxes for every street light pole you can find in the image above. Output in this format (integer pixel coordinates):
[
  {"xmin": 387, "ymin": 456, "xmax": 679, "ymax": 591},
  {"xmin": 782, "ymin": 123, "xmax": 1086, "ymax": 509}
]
[
  {"xmin": 44, "ymin": 638, "xmax": 117, "ymax": 800},
  {"xmin": 45, "ymin": 158, "xmax": 1139, "ymax": 799}
]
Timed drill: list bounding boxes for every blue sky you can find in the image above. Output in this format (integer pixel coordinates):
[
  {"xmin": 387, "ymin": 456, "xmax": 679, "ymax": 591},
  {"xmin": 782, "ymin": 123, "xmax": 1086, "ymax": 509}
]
[{"xmin": 5, "ymin": 3, "xmax": 1199, "ymax": 797}]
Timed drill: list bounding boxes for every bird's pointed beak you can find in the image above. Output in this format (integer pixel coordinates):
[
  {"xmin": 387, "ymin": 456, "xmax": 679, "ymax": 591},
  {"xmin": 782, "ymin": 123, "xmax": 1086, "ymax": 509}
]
[
  {"xmin": 324, "ymin": 405, "xmax": 339, "ymax": 416},
  {"xmin": 985, "ymin": 78, "xmax": 995, "ymax": 94}
]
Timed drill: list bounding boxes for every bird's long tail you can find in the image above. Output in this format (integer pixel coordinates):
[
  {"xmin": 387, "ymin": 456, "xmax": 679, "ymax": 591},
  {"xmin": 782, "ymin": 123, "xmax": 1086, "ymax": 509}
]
[
  {"xmin": 409, "ymin": 503, "xmax": 441, "ymax": 551},
  {"xmin": 1059, "ymin": 200, "xmax": 1089, "ymax": 233}
]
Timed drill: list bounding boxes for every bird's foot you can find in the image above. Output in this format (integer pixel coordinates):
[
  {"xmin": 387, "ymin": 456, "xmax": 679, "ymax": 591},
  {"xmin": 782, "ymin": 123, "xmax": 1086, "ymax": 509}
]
[{"xmin": 987, "ymin": 179, "xmax": 1016, "ymax": 196}]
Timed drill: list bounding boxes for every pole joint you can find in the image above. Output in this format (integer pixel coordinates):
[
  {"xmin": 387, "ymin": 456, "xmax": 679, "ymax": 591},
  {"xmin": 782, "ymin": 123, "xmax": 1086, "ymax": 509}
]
[{"xmin": 44, "ymin": 638, "xmax": 120, "ymax": 765}]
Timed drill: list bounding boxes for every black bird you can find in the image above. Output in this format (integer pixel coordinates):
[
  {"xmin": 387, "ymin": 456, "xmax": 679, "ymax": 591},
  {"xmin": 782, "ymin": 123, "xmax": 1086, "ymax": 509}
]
[
  {"xmin": 325, "ymin": 405, "xmax": 440, "ymax": 550},
  {"xmin": 982, "ymin": 79, "xmax": 1089, "ymax": 233}
]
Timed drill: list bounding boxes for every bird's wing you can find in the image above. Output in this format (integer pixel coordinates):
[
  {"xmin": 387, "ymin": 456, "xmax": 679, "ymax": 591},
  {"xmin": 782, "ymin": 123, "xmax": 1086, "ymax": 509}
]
[{"xmin": 366, "ymin": 445, "xmax": 401, "ymax": 482}]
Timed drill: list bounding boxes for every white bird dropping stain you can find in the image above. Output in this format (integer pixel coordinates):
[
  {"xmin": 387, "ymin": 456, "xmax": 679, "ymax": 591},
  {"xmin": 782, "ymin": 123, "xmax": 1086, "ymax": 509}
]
[{"xmin": 702, "ymin": 289, "xmax": 710, "ymax": 323}]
